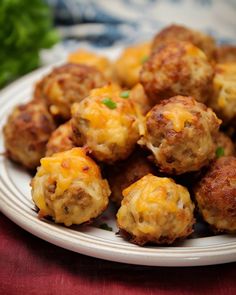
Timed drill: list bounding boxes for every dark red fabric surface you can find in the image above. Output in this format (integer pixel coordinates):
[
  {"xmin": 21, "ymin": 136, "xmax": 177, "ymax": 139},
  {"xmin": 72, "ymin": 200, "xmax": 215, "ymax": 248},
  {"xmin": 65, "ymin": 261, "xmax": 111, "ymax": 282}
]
[{"xmin": 0, "ymin": 212, "xmax": 235, "ymax": 295}]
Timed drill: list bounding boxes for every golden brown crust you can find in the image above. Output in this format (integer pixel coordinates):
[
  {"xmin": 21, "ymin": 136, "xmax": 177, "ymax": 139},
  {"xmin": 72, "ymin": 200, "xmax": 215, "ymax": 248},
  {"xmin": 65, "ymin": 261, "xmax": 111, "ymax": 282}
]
[
  {"xmin": 194, "ymin": 156, "xmax": 236, "ymax": 233},
  {"xmin": 3, "ymin": 100, "xmax": 56, "ymax": 170},
  {"xmin": 151, "ymin": 24, "xmax": 216, "ymax": 60},
  {"xmin": 140, "ymin": 95, "xmax": 221, "ymax": 174},
  {"xmin": 118, "ymin": 224, "xmax": 194, "ymax": 246},
  {"xmin": 34, "ymin": 63, "xmax": 107, "ymax": 120},
  {"xmin": 106, "ymin": 149, "xmax": 156, "ymax": 206},
  {"xmin": 46, "ymin": 120, "xmax": 80, "ymax": 156},
  {"xmin": 214, "ymin": 131, "xmax": 235, "ymax": 157},
  {"xmin": 140, "ymin": 41, "xmax": 214, "ymax": 105},
  {"xmin": 208, "ymin": 63, "xmax": 236, "ymax": 126},
  {"xmin": 215, "ymin": 45, "xmax": 236, "ymax": 63}
]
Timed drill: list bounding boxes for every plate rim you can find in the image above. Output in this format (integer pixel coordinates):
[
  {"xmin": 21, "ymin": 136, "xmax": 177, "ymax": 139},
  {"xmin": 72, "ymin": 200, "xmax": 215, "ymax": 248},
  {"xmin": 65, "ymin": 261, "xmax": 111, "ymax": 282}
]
[{"xmin": 1, "ymin": 62, "xmax": 236, "ymax": 267}]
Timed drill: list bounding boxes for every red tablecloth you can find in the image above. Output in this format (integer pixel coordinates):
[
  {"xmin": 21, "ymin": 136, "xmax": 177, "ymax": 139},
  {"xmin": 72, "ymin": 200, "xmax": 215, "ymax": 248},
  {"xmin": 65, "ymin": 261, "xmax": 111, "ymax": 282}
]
[{"xmin": 0, "ymin": 212, "xmax": 235, "ymax": 295}]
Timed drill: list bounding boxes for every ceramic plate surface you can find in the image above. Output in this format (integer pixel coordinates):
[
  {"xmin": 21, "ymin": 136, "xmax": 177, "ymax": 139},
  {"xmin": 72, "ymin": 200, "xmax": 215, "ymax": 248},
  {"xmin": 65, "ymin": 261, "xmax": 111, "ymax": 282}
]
[{"xmin": 1, "ymin": 50, "xmax": 236, "ymax": 267}]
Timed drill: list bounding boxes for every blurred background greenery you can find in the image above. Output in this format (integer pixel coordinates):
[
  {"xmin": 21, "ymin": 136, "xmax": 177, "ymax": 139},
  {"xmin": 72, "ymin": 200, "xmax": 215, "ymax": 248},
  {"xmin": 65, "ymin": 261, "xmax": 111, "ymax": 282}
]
[{"xmin": 0, "ymin": 0, "xmax": 59, "ymax": 88}]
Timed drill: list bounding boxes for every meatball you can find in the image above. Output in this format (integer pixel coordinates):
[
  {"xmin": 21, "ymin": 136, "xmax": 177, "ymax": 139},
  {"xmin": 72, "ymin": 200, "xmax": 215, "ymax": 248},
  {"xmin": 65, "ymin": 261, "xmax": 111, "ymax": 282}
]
[
  {"xmin": 71, "ymin": 83, "xmax": 141, "ymax": 163},
  {"xmin": 46, "ymin": 120, "xmax": 81, "ymax": 156},
  {"xmin": 106, "ymin": 149, "xmax": 156, "ymax": 206},
  {"xmin": 214, "ymin": 131, "xmax": 235, "ymax": 158},
  {"xmin": 34, "ymin": 63, "xmax": 107, "ymax": 120},
  {"xmin": 209, "ymin": 63, "xmax": 236, "ymax": 126},
  {"xmin": 117, "ymin": 174, "xmax": 195, "ymax": 245},
  {"xmin": 151, "ymin": 24, "xmax": 216, "ymax": 60},
  {"xmin": 31, "ymin": 148, "xmax": 111, "ymax": 226},
  {"xmin": 140, "ymin": 41, "xmax": 214, "ymax": 105},
  {"xmin": 129, "ymin": 83, "xmax": 152, "ymax": 115},
  {"xmin": 114, "ymin": 42, "xmax": 151, "ymax": 88},
  {"xmin": 68, "ymin": 49, "xmax": 113, "ymax": 80},
  {"xmin": 194, "ymin": 156, "xmax": 236, "ymax": 233},
  {"xmin": 139, "ymin": 96, "xmax": 221, "ymax": 175},
  {"xmin": 3, "ymin": 100, "xmax": 56, "ymax": 170},
  {"xmin": 215, "ymin": 45, "xmax": 236, "ymax": 63}
]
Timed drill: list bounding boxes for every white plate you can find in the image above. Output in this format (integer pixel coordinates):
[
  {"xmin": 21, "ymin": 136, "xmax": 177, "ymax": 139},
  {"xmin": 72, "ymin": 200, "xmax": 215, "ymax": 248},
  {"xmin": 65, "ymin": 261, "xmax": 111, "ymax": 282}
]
[{"xmin": 1, "ymin": 60, "xmax": 236, "ymax": 267}]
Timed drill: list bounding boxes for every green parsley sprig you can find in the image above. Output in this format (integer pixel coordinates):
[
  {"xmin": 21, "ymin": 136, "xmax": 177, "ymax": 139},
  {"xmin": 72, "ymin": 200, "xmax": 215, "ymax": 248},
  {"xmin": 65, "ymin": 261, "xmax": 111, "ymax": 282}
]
[
  {"xmin": 215, "ymin": 146, "xmax": 225, "ymax": 158},
  {"xmin": 141, "ymin": 55, "xmax": 149, "ymax": 63},
  {"xmin": 102, "ymin": 97, "xmax": 117, "ymax": 109},
  {"xmin": 120, "ymin": 90, "xmax": 130, "ymax": 99},
  {"xmin": 99, "ymin": 223, "xmax": 113, "ymax": 231},
  {"xmin": 0, "ymin": 0, "xmax": 59, "ymax": 88}
]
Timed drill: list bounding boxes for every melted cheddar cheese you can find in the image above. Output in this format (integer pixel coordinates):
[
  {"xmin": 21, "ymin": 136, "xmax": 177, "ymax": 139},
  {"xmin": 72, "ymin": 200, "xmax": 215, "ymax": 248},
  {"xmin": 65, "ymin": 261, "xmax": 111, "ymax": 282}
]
[
  {"xmin": 72, "ymin": 83, "xmax": 141, "ymax": 162},
  {"xmin": 31, "ymin": 148, "xmax": 110, "ymax": 225},
  {"xmin": 73, "ymin": 84, "xmax": 135, "ymax": 138},
  {"xmin": 68, "ymin": 49, "xmax": 112, "ymax": 79},
  {"xmin": 163, "ymin": 103, "xmax": 194, "ymax": 132},
  {"xmin": 38, "ymin": 148, "xmax": 100, "ymax": 196},
  {"xmin": 122, "ymin": 174, "xmax": 191, "ymax": 214},
  {"xmin": 186, "ymin": 43, "xmax": 207, "ymax": 59},
  {"xmin": 114, "ymin": 42, "xmax": 151, "ymax": 87},
  {"xmin": 117, "ymin": 174, "xmax": 194, "ymax": 242}
]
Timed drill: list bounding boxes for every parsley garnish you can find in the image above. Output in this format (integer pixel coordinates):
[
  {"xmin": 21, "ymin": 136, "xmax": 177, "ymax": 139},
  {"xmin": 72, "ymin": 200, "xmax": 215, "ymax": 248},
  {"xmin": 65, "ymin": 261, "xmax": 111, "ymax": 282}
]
[
  {"xmin": 141, "ymin": 55, "xmax": 149, "ymax": 63},
  {"xmin": 102, "ymin": 97, "xmax": 117, "ymax": 109},
  {"xmin": 99, "ymin": 223, "xmax": 113, "ymax": 231},
  {"xmin": 215, "ymin": 146, "xmax": 225, "ymax": 158},
  {"xmin": 0, "ymin": 0, "xmax": 59, "ymax": 88},
  {"xmin": 120, "ymin": 90, "xmax": 130, "ymax": 99}
]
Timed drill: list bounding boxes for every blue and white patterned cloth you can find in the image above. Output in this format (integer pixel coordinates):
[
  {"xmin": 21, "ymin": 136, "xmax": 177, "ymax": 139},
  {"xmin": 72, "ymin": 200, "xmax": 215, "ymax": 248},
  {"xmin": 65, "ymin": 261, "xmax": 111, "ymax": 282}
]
[{"xmin": 42, "ymin": 0, "xmax": 236, "ymax": 64}]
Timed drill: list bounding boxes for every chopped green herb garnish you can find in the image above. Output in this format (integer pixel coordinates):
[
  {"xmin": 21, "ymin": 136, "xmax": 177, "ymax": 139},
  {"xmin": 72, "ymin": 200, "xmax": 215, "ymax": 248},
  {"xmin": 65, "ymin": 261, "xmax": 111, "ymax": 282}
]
[
  {"xmin": 141, "ymin": 55, "xmax": 149, "ymax": 63},
  {"xmin": 120, "ymin": 90, "xmax": 130, "ymax": 99},
  {"xmin": 99, "ymin": 223, "xmax": 113, "ymax": 231},
  {"xmin": 216, "ymin": 146, "xmax": 225, "ymax": 158},
  {"xmin": 102, "ymin": 97, "xmax": 117, "ymax": 109}
]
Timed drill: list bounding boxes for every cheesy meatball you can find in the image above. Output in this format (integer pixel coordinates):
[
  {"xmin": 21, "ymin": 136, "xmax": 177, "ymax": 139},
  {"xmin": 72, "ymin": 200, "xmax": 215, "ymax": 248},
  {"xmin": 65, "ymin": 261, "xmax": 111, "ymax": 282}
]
[
  {"xmin": 31, "ymin": 148, "xmax": 111, "ymax": 226},
  {"xmin": 106, "ymin": 150, "xmax": 156, "ymax": 206},
  {"xmin": 194, "ymin": 156, "xmax": 236, "ymax": 233},
  {"xmin": 152, "ymin": 24, "xmax": 216, "ymax": 60},
  {"xmin": 114, "ymin": 42, "xmax": 151, "ymax": 88},
  {"xmin": 117, "ymin": 174, "xmax": 195, "ymax": 245},
  {"xmin": 71, "ymin": 84, "xmax": 141, "ymax": 163},
  {"xmin": 216, "ymin": 45, "xmax": 236, "ymax": 63},
  {"xmin": 209, "ymin": 63, "xmax": 236, "ymax": 126},
  {"xmin": 3, "ymin": 100, "xmax": 56, "ymax": 170},
  {"xmin": 139, "ymin": 96, "xmax": 221, "ymax": 175},
  {"xmin": 214, "ymin": 131, "xmax": 235, "ymax": 157},
  {"xmin": 46, "ymin": 120, "xmax": 81, "ymax": 156},
  {"xmin": 140, "ymin": 41, "xmax": 214, "ymax": 105},
  {"xmin": 68, "ymin": 49, "xmax": 113, "ymax": 80},
  {"xmin": 34, "ymin": 63, "xmax": 107, "ymax": 120}
]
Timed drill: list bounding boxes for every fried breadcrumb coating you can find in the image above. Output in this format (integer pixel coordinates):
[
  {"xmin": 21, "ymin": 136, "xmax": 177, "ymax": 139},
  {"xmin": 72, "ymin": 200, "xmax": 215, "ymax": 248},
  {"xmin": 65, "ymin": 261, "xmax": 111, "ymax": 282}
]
[
  {"xmin": 139, "ymin": 96, "xmax": 221, "ymax": 174},
  {"xmin": 152, "ymin": 24, "xmax": 216, "ymax": 60},
  {"xmin": 140, "ymin": 41, "xmax": 214, "ymax": 105},
  {"xmin": 194, "ymin": 156, "xmax": 236, "ymax": 233},
  {"xmin": 3, "ymin": 100, "xmax": 56, "ymax": 170},
  {"xmin": 34, "ymin": 63, "xmax": 107, "ymax": 120}
]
